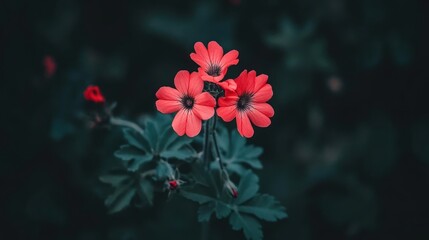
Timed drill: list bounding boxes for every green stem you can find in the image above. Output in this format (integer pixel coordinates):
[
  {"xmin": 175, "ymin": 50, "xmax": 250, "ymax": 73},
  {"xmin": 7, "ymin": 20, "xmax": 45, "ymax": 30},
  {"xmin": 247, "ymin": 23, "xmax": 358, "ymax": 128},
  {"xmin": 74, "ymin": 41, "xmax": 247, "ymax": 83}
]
[
  {"xmin": 201, "ymin": 221, "xmax": 210, "ymax": 240},
  {"xmin": 110, "ymin": 117, "xmax": 144, "ymax": 134},
  {"xmin": 211, "ymin": 115, "xmax": 225, "ymax": 171},
  {"xmin": 202, "ymin": 119, "xmax": 211, "ymax": 168}
]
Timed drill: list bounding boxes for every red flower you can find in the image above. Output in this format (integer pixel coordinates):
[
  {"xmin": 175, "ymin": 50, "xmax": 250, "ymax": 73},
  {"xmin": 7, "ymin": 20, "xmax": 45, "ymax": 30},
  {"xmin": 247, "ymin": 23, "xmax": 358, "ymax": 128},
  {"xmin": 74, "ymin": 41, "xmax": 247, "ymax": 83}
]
[
  {"xmin": 83, "ymin": 85, "xmax": 105, "ymax": 103},
  {"xmin": 156, "ymin": 70, "xmax": 216, "ymax": 137},
  {"xmin": 190, "ymin": 41, "xmax": 239, "ymax": 84},
  {"xmin": 217, "ymin": 70, "xmax": 274, "ymax": 138},
  {"xmin": 43, "ymin": 55, "xmax": 56, "ymax": 78}
]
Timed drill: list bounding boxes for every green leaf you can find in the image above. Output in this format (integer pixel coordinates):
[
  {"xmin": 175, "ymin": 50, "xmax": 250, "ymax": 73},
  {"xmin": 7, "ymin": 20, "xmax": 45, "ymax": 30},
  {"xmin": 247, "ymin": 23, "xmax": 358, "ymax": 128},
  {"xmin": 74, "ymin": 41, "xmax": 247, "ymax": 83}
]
[
  {"xmin": 99, "ymin": 173, "xmax": 131, "ymax": 187},
  {"xmin": 212, "ymin": 125, "xmax": 263, "ymax": 175},
  {"xmin": 139, "ymin": 179, "xmax": 154, "ymax": 206},
  {"xmin": 180, "ymin": 190, "xmax": 216, "ymax": 204},
  {"xmin": 105, "ymin": 183, "xmax": 136, "ymax": 214},
  {"xmin": 238, "ymin": 194, "xmax": 287, "ymax": 221},
  {"xmin": 155, "ymin": 161, "xmax": 174, "ymax": 180},
  {"xmin": 122, "ymin": 128, "xmax": 151, "ymax": 152},
  {"xmin": 215, "ymin": 201, "xmax": 232, "ymax": 219},
  {"xmin": 229, "ymin": 212, "xmax": 263, "ymax": 240},
  {"xmin": 114, "ymin": 145, "xmax": 153, "ymax": 171},
  {"xmin": 198, "ymin": 202, "xmax": 215, "ymax": 222},
  {"xmin": 145, "ymin": 120, "xmax": 159, "ymax": 150},
  {"xmin": 160, "ymin": 145, "xmax": 196, "ymax": 160},
  {"xmin": 157, "ymin": 126, "xmax": 176, "ymax": 152},
  {"xmin": 237, "ymin": 171, "xmax": 259, "ymax": 204}
]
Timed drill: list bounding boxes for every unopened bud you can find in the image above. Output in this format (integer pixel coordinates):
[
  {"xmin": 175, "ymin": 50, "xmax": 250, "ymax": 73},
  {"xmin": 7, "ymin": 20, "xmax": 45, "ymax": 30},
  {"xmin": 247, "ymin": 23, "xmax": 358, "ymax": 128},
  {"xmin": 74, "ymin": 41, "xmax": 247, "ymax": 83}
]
[{"xmin": 225, "ymin": 180, "xmax": 238, "ymax": 199}]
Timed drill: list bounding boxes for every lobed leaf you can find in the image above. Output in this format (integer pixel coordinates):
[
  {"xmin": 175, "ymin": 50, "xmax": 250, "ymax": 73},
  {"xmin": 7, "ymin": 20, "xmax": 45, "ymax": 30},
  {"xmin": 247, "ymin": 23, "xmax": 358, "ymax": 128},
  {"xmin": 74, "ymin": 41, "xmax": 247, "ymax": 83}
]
[
  {"xmin": 114, "ymin": 145, "xmax": 153, "ymax": 171},
  {"xmin": 139, "ymin": 179, "xmax": 154, "ymax": 206},
  {"xmin": 105, "ymin": 182, "xmax": 136, "ymax": 214},
  {"xmin": 229, "ymin": 212, "xmax": 263, "ymax": 240},
  {"xmin": 180, "ymin": 190, "xmax": 216, "ymax": 204},
  {"xmin": 198, "ymin": 202, "xmax": 215, "ymax": 222},
  {"xmin": 236, "ymin": 171, "xmax": 260, "ymax": 204},
  {"xmin": 215, "ymin": 201, "xmax": 232, "ymax": 219},
  {"xmin": 238, "ymin": 194, "xmax": 288, "ymax": 221},
  {"xmin": 122, "ymin": 128, "xmax": 151, "ymax": 152}
]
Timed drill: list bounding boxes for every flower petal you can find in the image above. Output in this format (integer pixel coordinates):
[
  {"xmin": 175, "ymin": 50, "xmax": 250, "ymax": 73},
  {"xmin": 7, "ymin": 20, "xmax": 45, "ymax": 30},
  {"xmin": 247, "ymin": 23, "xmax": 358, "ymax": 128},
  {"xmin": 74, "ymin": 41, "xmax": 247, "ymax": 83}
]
[
  {"xmin": 217, "ymin": 105, "xmax": 237, "ymax": 122},
  {"xmin": 190, "ymin": 53, "xmax": 209, "ymax": 69},
  {"xmin": 155, "ymin": 86, "xmax": 181, "ymax": 101},
  {"xmin": 247, "ymin": 108, "xmax": 271, "ymax": 127},
  {"xmin": 193, "ymin": 104, "xmax": 215, "ymax": 120},
  {"xmin": 252, "ymin": 103, "xmax": 274, "ymax": 117},
  {"xmin": 220, "ymin": 50, "xmax": 239, "ymax": 67},
  {"xmin": 172, "ymin": 109, "xmax": 187, "ymax": 136},
  {"xmin": 218, "ymin": 95, "xmax": 239, "ymax": 107},
  {"xmin": 208, "ymin": 41, "xmax": 223, "ymax": 64},
  {"xmin": 252, "ymin": 84, "xmax": 273, "ymax": 102},
  {"xmin": 186, "ymin": 111, "xmax": 202, "ymax": 137},
  {"xmin": 194, "ymin": 42, "xmax": 210, "ymax": 64},
  {"xmin": 156, "ymin": 100, "xmax": 182, "ymax": 114},
  {"xmin": 197, "ymin": 68, "xmax": 224, "ymax": 83},
  {"xmin": 188, "ymin": 72, "xmax": 204, "ymax": 97},
  {"xmin": 254, "ymin": 74, "xmax": 269, "ymax": 92},
  {"xmin": 234, "ymin": 70, "xmax": 248, "ymax": 95},
  {"xmin": 174, "ymin": 70, "xmax": 190, "ymax": 94},
  {"xmin": 236, "ymin": 112, "xmax": 254, "ymax": 138},
  {"xmin": 195, "ymin": 92, "xmax": 216, "ymax": 107}
]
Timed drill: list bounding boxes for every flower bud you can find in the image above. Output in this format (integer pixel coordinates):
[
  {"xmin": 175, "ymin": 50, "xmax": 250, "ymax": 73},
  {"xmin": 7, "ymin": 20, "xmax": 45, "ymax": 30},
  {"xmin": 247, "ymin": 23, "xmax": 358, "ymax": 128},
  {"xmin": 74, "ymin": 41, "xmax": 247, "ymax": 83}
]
[
  {"xmin": 84, "ymin": 85, "xmax": 105, "ymax": 103},
  {"xmin": 225, "ymin": 180, "xmax": 238, "ymax": 199}
]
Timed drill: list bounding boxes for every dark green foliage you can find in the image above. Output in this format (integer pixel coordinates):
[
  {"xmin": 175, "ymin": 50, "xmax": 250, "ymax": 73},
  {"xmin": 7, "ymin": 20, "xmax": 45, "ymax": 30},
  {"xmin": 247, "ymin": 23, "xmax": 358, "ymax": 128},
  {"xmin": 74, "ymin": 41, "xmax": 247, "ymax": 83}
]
[
  {"xmin": 211, "ymin": 125, "xmax": 263, "ymax": 175},
  {"xmin": 182, "ymin": 171, "xmax": 287, "ymax": 240},
  {"xmin": 114, "ymin": 114, "xmax": 196, "ymax": 171}
]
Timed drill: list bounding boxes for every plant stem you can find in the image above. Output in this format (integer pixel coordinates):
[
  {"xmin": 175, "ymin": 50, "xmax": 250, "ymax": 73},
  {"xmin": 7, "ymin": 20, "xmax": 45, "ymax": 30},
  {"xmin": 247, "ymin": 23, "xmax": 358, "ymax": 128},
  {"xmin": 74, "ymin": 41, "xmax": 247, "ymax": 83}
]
[
  {"xmin": 201, "ymin": 222, "xmax": 210, "ymax": 240},
  {"xmin": 110, "ymin": 117, "xmax": 144, "ymax": 134},
  {"xmin": 211, "ymin": 115, "xmax": 225, "ymax": 171},
  {"xmin": 202, "ymin": 119, "xmax": 211, "ymax": 168}
]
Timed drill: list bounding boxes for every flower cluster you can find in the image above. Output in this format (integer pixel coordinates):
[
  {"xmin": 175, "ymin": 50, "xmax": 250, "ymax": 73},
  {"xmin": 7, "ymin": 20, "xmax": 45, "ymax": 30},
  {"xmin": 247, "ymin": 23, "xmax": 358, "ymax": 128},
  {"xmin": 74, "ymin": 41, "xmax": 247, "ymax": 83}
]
[{"xmin": 156, "ymin": 41, "xmax": 274, "ymax": 138}]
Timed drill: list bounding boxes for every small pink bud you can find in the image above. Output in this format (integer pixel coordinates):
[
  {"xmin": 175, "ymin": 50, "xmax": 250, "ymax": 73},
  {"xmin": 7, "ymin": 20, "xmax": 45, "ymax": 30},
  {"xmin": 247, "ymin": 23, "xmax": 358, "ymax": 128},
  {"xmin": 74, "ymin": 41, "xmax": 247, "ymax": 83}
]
[{"xmin": 225, "ymin": 180, "xmax": 238, "ymax": 199}]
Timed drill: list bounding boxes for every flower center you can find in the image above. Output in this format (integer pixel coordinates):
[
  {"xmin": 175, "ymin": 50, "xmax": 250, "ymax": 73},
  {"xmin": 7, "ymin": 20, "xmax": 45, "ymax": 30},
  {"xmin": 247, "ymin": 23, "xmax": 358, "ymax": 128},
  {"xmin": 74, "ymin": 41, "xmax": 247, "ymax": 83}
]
[
  {"xmin": 237, "ymin": 94, "xmax": 252, "ymax": 111},
  {"xmin": 206, "ymin": 64, "xmax": 221, "ymax": 77},
  {"xmin": 181, "ymin": 95, "xmax": 195, "ymax": 109}
]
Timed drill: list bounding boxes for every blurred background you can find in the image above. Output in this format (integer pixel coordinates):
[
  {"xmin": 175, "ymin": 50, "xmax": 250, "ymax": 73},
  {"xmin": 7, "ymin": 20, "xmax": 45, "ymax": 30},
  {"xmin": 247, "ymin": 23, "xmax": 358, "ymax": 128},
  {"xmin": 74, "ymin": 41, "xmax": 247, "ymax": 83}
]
[{"xmin": 1, "ymin": 0, "xmax": 429, "ymax": 239}]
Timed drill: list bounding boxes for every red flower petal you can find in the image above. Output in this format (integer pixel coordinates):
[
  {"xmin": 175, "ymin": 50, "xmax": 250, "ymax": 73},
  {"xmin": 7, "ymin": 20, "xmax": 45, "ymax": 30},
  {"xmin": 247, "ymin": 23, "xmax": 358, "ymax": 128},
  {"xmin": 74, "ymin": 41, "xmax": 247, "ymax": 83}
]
[
  {"xmin": 220, "ymin": 50, "xmax": 239, "ymax": 67},
  {"xmin": 208, "ymin": 41, "xmax": 223, "ymax": 64},
  {"xmin": 247, "ymin": 108, "xmax": 271, "ymax": 127},
  {"xmin": 188, "ymin": 72, "xmax": 204, "ymax": 97},
  {"xmin": 218, "ymin": 79, "xmax": 237, "ymax": 92},
  {"xmin": 185, "ymin": 111, "xmax": 202, "ymax": 137},
  {"xmin": 190, "ymin": 53, "xmax": 209, "ymax": 69},
  {"xmin": 193, "ymin": 92, "xmax": 215, "ymax": 120},
  {"xmin": 156, "ymin": 100, "xmax": 182, "ymax": 114},
  {"xmin": 254, "ymin": 74, "xmax": 269, "ymax": 92},
  {"xmin": 252, "ymin": 84, "xmax": 273, "ymax": 102},
  {"xmin": 174, "ymin": 70, "xmax": 191, "ymax": 94},
  {"xmin": 252, "ymin": 103, "xmax": 274, "ymax": 117},
  {"xmin": 217, "ymin": 105, "xmax": 237, "ymax": 122},
  {"xmin": 193, "ymin": 42, "xmax": 210, "ymax": 65},
  {"xmin": 155, "ymin": 86, "xmax": 181, "ymax": 101},
  {"xmin": 236, "ymin": 112, "xmax": 254, "ymax": 138},
  {"xmin": 234, "ymin": 70, "xmax": 248, "ymax": 95},
  {"xmin": 218, "ymin": 95, "xmax": 239, "ymax": 106},
  {"xmin": 172, "ymin": 109, "xmax": 187, "ymax": 136}
]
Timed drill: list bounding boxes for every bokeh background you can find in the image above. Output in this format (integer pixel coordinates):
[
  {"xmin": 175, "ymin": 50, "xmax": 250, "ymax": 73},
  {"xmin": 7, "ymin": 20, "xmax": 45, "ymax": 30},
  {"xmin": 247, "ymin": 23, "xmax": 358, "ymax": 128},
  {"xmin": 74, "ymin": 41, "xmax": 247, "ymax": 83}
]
[{"xmin": 1, "ymin": 0, "xmax": 429, "ymax": 239}]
